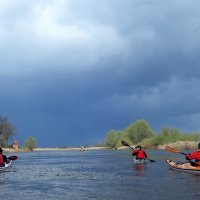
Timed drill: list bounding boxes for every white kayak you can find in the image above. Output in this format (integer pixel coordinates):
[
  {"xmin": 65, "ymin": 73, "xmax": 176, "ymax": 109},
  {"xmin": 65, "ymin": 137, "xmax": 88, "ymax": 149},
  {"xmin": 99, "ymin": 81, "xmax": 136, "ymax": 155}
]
[
  {"xmin": 0, "ymin": 160, "xmax": 12, "ymax": 171},
  {"xmin": 133, "ymin": 158, "xmax": 148, "ymax": 164}
]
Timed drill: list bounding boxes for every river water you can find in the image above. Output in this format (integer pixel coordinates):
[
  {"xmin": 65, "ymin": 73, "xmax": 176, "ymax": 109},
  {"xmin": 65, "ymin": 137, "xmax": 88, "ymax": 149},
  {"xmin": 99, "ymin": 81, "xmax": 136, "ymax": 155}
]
[{"xmin": 0, "ymin": 149, "xmax": 200, "ymax": 200}]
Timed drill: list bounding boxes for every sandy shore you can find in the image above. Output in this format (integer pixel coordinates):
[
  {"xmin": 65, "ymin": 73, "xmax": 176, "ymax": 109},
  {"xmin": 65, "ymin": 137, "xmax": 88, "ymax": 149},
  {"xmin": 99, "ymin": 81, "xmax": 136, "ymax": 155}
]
[
  {"xmin": 34, "ymin": 146, "xmax": 109, "ymax": 151},
  {"xmin": 157, "ymin": 141, "xmax": 198, "ymax": 150},
  {"xmin": 3, "ymin": 146, "xmax": 109, "ymax": 153},
  {"xmin": 3, "ymin": 141, "xmax": 199, "ymax": 153}
]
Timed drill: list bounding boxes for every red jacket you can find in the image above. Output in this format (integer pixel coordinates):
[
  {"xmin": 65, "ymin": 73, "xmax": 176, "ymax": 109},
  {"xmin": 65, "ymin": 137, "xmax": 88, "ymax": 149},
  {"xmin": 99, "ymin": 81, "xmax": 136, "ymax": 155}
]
[
  {"xmin": 0, "ymin": 154, "xmax": 7, "ymax": 165},
  {"xmin": 132, "ymin": 149, "xmax": 147, "ymax": 159},
  {"xmin": 0, "ymin": 155, "xmax": 3, "ymax": 164},
  {"xmin": 186, "ymin": 151, "xmax": 200, "ymax": 161}
]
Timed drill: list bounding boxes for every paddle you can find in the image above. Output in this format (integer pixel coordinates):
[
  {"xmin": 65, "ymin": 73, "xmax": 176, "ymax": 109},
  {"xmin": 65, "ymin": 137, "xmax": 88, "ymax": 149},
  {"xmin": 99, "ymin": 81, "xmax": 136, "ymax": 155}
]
[
  {"xmin": 8, "ymin": 156, "xmax": 18, "ymax": 160},
  {"xmin": 165, "ymin": 146, "xmax": 187, "ymax": 155},
  {"xmin": 121, "ymin": 141, "xmax": 156, "ymax": 162},
  {"xmin": 121, "ymin": 140, "xmax": 134, "ymax": 150}
]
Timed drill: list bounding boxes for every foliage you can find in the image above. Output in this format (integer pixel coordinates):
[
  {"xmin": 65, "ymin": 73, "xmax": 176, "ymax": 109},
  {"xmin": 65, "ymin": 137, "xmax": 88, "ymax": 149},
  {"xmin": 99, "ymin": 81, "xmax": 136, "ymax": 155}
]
[
  {"xmin": 104, "ymin": 119, "xmax": 200, "ymax": 149},
  {"xmin": 124, "ymin": 119, "xmax": 153, "ymax": 144},
  {"xmin": 151, "ymin": 128, "xmax": 180, "ymax": 146},
  {"xmin": 104, "ymin": 129, "xmax": 122, "ymax": 148},
  {"xmin": 179, "ymin": 132, "xmax": 200, "ymax": 141},
  {"xmin": 140, "ymin": 138, "xmax": 153, "ymax": 148},
  {"xmin": 151, "ymin": 128, "xmax": 200, "ymax": 147},
  {"xmin": 0, "ymin": 116, "xmax": 15, "ymax": 147},
  {"xmin": 24, "ymin": 136, "xmax": 37, "ymax": 150}
]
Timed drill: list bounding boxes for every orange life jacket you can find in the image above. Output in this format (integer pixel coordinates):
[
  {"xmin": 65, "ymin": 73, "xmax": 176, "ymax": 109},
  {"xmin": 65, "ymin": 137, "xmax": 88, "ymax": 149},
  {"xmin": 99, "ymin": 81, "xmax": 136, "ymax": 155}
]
[{"xmin": 0, "ymin": 154, "xmax": 4, "ymax": 164}]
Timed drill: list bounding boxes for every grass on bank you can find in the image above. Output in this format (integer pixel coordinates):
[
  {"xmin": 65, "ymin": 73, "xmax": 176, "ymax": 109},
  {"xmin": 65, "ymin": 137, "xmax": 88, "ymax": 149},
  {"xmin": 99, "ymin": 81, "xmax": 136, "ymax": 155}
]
[{"xmin": 140, "ymin": 132, "xmax": 200, "ymax": 149}]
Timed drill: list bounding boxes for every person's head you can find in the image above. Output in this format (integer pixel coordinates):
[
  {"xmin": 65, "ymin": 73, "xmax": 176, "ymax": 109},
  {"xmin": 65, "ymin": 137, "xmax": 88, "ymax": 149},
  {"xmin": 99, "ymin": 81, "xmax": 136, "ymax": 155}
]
[
  {"xmin": 198, "ymin": 142, "xmax": 200, "ymax": 149},
  {"xmin": 0, "ymin": 148, "xmax": 3, "ymax": 154},
  {"xmin": 135, "ymin": 145, "xmax": 142, "ymax": 150}
]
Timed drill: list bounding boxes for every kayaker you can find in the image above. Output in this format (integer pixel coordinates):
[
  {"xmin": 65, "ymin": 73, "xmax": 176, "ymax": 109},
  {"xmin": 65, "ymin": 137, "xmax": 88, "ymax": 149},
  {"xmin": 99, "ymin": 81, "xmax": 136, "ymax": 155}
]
[
  {"xmin": 132, "ymin": 145, "xmax": 147, "ymax": 160},
  {"xmin": 185, "ymin": 143, "xmax": 200, "ymax": 166},
  {"xmin": 0, "ymin": 147, "xmax": 8, "ymax": 167}
]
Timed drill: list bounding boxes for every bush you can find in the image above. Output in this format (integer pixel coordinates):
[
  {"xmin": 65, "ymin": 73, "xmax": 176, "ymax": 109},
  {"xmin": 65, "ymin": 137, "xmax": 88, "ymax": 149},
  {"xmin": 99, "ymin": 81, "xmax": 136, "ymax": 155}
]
[
  {"xmin": 140, "ymin": 138, "xmax": 153, "ymax": 148},
  {"xmin": 104, "ymin": 119, "xmax": 200, "ymax": 149},
  {"xmin": 24, "ymin": 136, "xmax": 37, "ymax": 150},
  {"xmin": 104, "ymin": 130, "xmax": 122, "ymax": 148},
  {"xmin": 124, "ymin": 119, "xmax": 153, "ymax": 144}
]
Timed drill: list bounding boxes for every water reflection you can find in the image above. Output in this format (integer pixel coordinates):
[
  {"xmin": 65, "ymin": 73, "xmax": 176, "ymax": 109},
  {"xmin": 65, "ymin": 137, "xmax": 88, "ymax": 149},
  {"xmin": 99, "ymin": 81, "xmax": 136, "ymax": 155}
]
[
  {"xmin": 1, "ymin": 150, "xmax": 200, "ymax": 200},
  {"xmin": 133, "ymin": 163, "xmax": 147, "ymax": 176}
]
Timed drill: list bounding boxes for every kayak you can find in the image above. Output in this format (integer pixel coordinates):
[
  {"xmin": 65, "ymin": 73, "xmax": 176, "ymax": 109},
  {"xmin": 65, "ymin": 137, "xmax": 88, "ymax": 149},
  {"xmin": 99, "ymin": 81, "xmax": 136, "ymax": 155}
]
[
  {"xmin": 166, "ymin": 159, "xmax": 200, "ymax": 173},
  {"xmin": 0, "ymin": 160, "xmax": 12, "ymax": 171},
  {"xmin": 133, "ymin": 158, "xmax": 148, "ymax": 164}
]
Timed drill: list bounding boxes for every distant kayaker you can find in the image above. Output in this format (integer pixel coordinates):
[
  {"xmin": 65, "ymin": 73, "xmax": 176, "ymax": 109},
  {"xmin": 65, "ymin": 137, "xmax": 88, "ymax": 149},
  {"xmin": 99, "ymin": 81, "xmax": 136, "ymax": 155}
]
[
  {"xmin": 0, "ymin": 147, "xmax": 8, "ymax": 166},
  {"xmin": 132, "ymin": 145, "xmax": 147, "ymax": 160},
  {"xmin": 185, "ymin": 143, "xmax": 200, "ymax": 166}
]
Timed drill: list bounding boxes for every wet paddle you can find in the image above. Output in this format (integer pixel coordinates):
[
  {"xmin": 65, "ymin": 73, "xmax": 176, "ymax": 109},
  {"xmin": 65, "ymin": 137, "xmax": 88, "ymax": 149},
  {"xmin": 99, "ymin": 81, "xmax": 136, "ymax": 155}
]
[
  {"xmin": 8, "ymin": 156, "xmax": 18, "ymax": 160},
  {"xmin": 165, "ymin": 146, "xmax": 186, "ymax": 155},
  {"xmin": 121, "ymin": 140, "xmax": 134, "ymax": 150},
  {"xmin": 121, "ymin": 141, "xmax": 156, "ymax": 162}
]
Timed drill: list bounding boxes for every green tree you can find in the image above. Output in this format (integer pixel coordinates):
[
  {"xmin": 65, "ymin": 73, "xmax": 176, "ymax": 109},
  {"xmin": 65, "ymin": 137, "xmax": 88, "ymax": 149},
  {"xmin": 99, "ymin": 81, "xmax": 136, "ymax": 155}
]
[
  {"xmin": 152, "ymin": 128, "xmax": 181, "ymax": 146},
  {"xmin": 0, "ymin": 116, "xmax": 15, "ymax": 147},
  {"xmin": 24, "ymin": 136, "xmax": 37, "ymax": 150},
  {"xmin": 124, "ymin": 119, "xmax": 153, "ymax": 144},
  {"xmin": 105, "ymin": 129, "xmax": 122, "ymax": 148}
]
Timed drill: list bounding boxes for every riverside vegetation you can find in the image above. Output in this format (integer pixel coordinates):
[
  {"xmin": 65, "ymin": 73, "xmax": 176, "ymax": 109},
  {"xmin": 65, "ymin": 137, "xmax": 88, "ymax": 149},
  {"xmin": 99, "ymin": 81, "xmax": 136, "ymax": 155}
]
[
  {"xmin": 1, "ymin": 115, "xmax": 200, "ymax": 151},
  {"xmin": 104, "ymin": 119, "xmax": 200, "ymax": 150}
]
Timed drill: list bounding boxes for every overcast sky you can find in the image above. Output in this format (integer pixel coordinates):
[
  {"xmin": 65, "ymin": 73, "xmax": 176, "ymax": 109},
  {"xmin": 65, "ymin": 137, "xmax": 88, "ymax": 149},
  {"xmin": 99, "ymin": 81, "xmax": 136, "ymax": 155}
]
[{"xmin": 1, "ymin": 0, "xmax": 200, "ymax": 147}]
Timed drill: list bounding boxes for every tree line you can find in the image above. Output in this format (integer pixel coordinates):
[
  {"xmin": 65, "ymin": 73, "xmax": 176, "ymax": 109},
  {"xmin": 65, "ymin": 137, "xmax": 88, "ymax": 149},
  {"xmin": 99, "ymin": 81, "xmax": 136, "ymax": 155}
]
[
  {"xmin": 0, "ymin": 116, "xmax": 37, "ymax": 150},
  {"xmin": 104, "ymin": 119, "xmax": 200, "ymax": 149}
]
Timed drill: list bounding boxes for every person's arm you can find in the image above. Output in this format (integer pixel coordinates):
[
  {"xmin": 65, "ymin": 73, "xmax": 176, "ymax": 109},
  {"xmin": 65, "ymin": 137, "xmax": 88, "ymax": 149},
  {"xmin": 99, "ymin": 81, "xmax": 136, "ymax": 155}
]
[
  {"xmin": 185, "ymin": 153, "xmax": 193, "ymax": 160},
  {"xmin": 132, "ymin": 150, "xmax": 138, "ymax": 156},
  {"xmin": 144, "ymin": 151, "xmax": 147, "ymax": 158},
  {"xmin": 2, "ymin": 155, "xmax": 8, "ymax": 163}
]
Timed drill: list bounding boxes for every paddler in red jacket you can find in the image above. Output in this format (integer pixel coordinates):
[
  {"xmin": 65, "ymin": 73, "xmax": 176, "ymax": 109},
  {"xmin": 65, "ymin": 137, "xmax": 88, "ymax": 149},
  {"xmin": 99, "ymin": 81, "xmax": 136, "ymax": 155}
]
[
  {"xmin": 185, "ymin": 143, "xmax": 200, "ymax": 166},
  {"xmin": 0, "ymin": 147, "xmax": 8, "ymax": 167},
  {"xmin": 132, "ymin": 145, "xmax": 147, "ymax": 160}
]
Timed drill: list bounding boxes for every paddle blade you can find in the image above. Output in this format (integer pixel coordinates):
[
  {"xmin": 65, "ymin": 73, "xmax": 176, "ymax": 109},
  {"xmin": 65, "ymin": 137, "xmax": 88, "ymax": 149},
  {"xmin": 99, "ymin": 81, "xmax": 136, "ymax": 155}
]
[
  {"xmin": 165, "ymin": 146, "xmax": 186, "ymax": 155},
  {"xmin": 8, "ymin": 156, "xmax": 18, "ymax": 160},
  {"xmin": 121, "ymin": 140, "xmax": 135, "ymax": 150},
  {"xmin": 165, "ymin": 146, "xmax": 180, "ymax": 153},
  {"xmin": 121, "ymin": 140, "xmax": 130, "ymax": 147},
  {"xmin": 147, "ymin": 158, "xmax": 156, "ymax": 162}
]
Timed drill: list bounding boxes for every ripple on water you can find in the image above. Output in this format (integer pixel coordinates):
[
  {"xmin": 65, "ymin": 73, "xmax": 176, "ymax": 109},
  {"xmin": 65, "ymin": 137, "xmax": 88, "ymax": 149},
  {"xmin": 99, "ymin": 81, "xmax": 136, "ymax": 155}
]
[{"xmin": 1, "ymin": 150, "xmax": 200, "ymax": 200}]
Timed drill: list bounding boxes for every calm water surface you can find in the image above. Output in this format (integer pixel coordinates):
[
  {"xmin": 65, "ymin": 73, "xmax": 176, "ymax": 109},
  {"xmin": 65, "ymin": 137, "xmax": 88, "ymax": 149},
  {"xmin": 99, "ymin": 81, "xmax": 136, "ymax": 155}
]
[{"xmin": 1, "ymin": 149, "xmax": 200, "ymax": 200}]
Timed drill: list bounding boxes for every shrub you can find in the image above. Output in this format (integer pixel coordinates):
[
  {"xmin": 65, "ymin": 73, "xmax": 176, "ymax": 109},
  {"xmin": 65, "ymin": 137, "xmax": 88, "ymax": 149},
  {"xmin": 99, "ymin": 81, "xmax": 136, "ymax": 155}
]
[{"xmin": 124, "ymin": 119, "xmax": 153, "ymax": 144}]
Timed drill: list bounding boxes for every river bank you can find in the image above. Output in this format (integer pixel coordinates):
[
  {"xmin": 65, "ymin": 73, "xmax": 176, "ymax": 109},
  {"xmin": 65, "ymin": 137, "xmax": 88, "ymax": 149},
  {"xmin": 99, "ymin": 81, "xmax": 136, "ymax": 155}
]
[
  {"xmin": 3, "ymin": 141, "xmax": 199, "ymax": 153},
  {"xmin": 3, "ymin": 146, "xmax": 109, "ymax": 153}
]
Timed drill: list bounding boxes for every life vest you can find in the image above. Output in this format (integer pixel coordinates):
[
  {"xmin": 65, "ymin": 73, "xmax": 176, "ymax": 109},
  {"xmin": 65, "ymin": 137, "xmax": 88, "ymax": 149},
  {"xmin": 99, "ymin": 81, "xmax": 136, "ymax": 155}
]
[
  {"xmin": 132, "ymin": 150, "xmax": 147, "ymax": 159},
  {"xmin": 186, "ymin": 151, "xmax": 200, "ymax": 166},
  {"xmin": 186, "ymin": 151, "xmax": 200, "ymax": 161},
  {"xmin": 0, "ymin": 154, "xmax": 4, "ymax": 164},
  {"xmin": 137, "ymin": 150, "xmax": 147, "ymax": 159}
]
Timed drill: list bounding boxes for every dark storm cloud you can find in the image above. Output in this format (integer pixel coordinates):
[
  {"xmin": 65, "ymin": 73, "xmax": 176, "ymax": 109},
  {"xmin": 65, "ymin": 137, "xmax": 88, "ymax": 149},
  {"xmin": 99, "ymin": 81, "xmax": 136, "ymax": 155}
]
[{"xmin": 0, "ymin": 0, "xmax": 200, "ymax": 146}]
